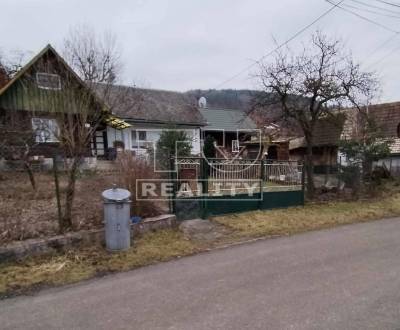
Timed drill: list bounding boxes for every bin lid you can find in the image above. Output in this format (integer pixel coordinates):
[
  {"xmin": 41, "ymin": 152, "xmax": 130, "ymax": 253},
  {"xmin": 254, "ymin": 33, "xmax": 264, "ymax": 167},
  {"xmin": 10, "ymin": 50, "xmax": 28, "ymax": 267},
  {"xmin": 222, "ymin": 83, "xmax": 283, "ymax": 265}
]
[{"xmin": 102, "ymin": 186, "xmax": 131, "ymax": 201}]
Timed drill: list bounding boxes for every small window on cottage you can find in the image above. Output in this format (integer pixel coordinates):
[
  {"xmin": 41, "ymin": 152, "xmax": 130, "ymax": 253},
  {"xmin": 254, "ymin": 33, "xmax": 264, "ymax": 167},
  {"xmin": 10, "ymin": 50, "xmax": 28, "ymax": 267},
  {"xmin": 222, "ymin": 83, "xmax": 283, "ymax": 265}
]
[
  {"xmin": 232, "ymin": 140, "xmax": 240, "ymax": 153},
  {"xmin": 131, "ymin": 130, "xmax": 147, "ymax": 149},
  {"xmin": 138, "ymin": 131, "xmax": 147, "ymax": 141},
  {"xmin": 32, "ymin": 118, "xmax": 59, "ymax": 143},
  {"xmin": 36, "ymin": 72, "xmax": 61, "ymax": 90}
]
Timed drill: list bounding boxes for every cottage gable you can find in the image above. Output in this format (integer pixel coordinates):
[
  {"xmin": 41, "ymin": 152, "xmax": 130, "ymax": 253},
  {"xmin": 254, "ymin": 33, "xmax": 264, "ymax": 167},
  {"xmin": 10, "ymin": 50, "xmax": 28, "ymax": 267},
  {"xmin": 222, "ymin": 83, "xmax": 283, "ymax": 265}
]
[{"xmin": 0, "ymin": 45, "xmax": 100, "ymax": 115}]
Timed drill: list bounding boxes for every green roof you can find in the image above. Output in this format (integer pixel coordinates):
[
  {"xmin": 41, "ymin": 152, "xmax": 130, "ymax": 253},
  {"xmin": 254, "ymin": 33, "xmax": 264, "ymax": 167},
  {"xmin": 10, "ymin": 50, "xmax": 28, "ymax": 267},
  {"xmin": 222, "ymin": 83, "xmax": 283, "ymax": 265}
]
[{"xmin": 199, "ymin": 107, "xmax": 256, "ymax": 131}]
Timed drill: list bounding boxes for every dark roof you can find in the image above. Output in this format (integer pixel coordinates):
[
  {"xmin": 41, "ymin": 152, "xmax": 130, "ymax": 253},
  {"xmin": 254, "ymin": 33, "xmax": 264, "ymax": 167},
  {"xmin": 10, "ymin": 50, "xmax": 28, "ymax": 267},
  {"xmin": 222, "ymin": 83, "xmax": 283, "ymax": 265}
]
[
  {"xmin": 342, "ymin": 102, "xmax": 400, "ymax": 140},
  {"xmin": 186, "ymin": 89, "xmax": 259, "ymax": 110},
  {"xmin": 367, "ymin": 102, "xmax": 400, "ymax": 154},
  {"xmin": 363, "ymin": 102, "xmax": 400, "ymax": 138},
  {"xmin": 96, "ymin": 84, "xmax": 206, "ymax": 126},
  {"xmin": 313, "ymin": 115, "xmax": 346, "ymax": 146},
  {"xmin": 199, "ymin": 107, "xmax": 256, "ymax": 131},
  {"xmin": 342, "ymin": 101, "xmax": 400, "ymax": 154}
]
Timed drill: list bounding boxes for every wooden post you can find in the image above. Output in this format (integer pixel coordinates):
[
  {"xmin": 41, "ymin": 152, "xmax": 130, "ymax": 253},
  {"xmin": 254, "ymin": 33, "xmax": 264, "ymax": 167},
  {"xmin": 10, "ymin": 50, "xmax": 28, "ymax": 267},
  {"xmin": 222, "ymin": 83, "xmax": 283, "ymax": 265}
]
[
  {"xmin": 200, "ymin": 157, "xmax": 209, "ymax": 219},
  {"xmin": 301, "ymin": 160, "xmax": 306, "ymax": 205},
  {"xmin": 259, "ymin": 159, "xmax": 265, "ymax": 210},
  {"xmin": 53, "ymin": 156, "xmax": 62, "ymax": 225},
  {"xmin": 169, "ymin": 157, "xmax": 176, "ymax": 214}
]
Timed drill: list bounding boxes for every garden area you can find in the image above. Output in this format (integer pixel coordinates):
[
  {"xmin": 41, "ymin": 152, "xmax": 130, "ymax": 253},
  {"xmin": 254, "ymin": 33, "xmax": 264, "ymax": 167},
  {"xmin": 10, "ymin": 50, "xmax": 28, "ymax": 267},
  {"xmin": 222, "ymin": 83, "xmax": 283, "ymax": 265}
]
[
  {"xmin": 0, "ymin": 171, "xmax": 110, "ymax": 245},
  {"xmin": 0, "ymin": 159, "xmax": 167, "ymax": 246}
]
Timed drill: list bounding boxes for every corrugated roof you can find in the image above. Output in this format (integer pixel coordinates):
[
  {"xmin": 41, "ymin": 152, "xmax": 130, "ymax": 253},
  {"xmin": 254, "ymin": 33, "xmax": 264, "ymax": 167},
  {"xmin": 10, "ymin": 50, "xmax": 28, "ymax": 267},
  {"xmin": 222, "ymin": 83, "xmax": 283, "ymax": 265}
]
[{"xmin": 199, "ymin": 107, "xmax": 256, "ymax": 131}]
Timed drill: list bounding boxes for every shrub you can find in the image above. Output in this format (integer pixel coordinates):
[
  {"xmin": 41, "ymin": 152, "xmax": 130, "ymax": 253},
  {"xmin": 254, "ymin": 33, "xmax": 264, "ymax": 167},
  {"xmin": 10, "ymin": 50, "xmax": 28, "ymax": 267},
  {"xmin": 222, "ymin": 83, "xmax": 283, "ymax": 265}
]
[
  {"xmin": 203, "ymin": 135, "xmax": 216, "ymax": 159},
  {"xmin": 155, "ymin": 129, "xmax": 192, "ymax": 170},
  {"xmin": 116, "ymin": 152, "xmax": 164, "ymax": 218}
]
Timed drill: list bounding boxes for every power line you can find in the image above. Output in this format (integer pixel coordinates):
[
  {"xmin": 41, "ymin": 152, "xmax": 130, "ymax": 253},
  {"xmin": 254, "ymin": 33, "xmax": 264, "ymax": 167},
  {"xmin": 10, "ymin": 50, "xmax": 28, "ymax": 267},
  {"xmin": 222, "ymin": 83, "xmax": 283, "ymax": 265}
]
[
  {"xmin": 375, "ymin": 0, "xmax": 400, "ymax": 9},
  {"xmin": 343, "ymin": 2, "xmax": 400, "ymax": 19},
  {"xmin": 209, "ymin": 0, "xmax": 344, "ymax": 90},
  {"xmin": 325, "ymin": 0, "xmax": 400, "ymax": 70},
  {"xmin": 326, "ymin": 0, "xmax": 400, "ymax": 33},
  {"xmin": 366, "ymin": 43, "xmax": 400, "ymax": 69},
  {"xmin": 362, "ymin": 33, "xmax": 400, "ymax": 64},
  {"xmin": 349, "ymin": 0, "xmax": 400, "ymax": 15}
]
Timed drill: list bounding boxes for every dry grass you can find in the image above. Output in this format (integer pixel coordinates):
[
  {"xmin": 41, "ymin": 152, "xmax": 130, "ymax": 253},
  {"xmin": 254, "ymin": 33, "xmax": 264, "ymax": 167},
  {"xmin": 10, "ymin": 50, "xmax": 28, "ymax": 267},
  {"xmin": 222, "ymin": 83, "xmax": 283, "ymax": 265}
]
[
  {"xmin": 3, "ymin": 178, "xmax": 400, "ymax": 297},
  {"xmin": 0, "ymin": 166, "xmax": 168, "ymax": 245},
  {"xmin": 0, "ymin": 229, "xmax": 195, "ymax": 297},
  {"xmin": 0, "ymin": 171, "xmax": 131, "ymax": 244},
  {"xmin": 213, "ymin": 193, "xmax": 400, "ymax": 238}
]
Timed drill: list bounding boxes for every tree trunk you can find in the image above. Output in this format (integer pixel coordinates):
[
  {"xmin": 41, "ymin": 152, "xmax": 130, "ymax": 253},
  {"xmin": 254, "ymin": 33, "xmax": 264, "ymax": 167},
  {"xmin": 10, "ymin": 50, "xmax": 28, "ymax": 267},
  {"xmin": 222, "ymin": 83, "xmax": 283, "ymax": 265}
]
[
  {"xmin": 305, "ymin": 137, "xmax": 315, "ymax": 199},
  {"xmin": 362, "ymin": 158, "xmax": 373, "ymax": 181},
  {"xmin": 23, "ymin": 161, "xmax": 36, "ymax": 191},
  {"xmin": 61, "ymin": 157, "xmax": 80, "ymax": 232}
]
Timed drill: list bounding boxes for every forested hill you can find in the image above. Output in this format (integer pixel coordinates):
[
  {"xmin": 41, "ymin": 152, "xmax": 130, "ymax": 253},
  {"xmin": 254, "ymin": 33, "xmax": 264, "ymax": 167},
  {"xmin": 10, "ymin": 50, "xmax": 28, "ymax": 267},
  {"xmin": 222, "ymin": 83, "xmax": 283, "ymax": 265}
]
[{"xmin": 185, "ymin": 89, "xmax": 263, "ymax": 110}]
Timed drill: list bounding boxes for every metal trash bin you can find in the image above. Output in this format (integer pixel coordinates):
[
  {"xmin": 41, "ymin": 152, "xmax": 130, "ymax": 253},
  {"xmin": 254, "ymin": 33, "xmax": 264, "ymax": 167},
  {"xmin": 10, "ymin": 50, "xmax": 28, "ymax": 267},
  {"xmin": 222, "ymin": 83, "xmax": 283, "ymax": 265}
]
[{"xmin": 102, "ymin": 185, "xmax": 132, "ymax": 251}]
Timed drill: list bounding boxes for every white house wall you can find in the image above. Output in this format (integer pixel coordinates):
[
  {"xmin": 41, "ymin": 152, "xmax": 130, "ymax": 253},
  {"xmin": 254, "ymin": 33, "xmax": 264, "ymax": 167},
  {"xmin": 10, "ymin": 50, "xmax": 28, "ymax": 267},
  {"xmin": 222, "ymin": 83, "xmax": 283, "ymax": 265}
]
[{"xmin": 106, "ymin": 125, "xmax": 201, "ymax": 156}]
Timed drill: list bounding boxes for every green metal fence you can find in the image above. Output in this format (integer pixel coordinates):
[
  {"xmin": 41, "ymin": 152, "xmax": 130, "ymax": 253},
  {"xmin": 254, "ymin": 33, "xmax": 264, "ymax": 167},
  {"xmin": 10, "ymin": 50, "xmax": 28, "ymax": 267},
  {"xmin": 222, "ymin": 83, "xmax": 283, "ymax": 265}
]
[{"xmin": 173, "ymin": 157, "xmax": 305, "ymax": 220}]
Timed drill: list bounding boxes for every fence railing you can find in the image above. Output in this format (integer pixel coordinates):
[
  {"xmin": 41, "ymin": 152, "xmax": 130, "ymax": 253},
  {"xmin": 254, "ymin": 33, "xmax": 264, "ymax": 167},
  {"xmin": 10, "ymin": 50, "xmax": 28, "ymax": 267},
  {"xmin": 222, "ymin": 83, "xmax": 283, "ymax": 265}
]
[
  {"xmin": 264, "ymin": 161, "xmax": 302, "ymax": 186},
  {"xmin": 175, "ymin": 158, "xmax": 303, "ymax": 196}
]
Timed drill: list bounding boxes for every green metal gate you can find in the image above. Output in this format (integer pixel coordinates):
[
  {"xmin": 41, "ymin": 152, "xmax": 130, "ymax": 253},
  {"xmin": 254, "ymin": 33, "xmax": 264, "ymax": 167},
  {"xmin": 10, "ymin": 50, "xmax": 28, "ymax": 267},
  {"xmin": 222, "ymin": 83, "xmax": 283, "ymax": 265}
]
[{"xmin": 172, "ymin": 158, "xmax": 305, "ymax": 220}]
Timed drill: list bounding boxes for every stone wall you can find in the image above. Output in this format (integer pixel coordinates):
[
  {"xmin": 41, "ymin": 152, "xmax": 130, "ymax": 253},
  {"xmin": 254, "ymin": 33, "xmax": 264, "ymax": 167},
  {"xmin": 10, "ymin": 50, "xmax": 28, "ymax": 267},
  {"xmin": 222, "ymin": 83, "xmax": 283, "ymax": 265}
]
[{"xmin": 0, "ymin": 214, "xmax": 176, "ymax": 263}]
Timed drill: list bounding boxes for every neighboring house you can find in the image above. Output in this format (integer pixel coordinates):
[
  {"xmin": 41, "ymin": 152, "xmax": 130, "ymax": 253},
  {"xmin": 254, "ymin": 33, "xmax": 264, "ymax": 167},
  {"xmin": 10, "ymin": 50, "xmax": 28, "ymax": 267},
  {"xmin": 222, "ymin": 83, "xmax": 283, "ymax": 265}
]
[
  {"xmin": 289, "ymin": 115, "xmax": 346, "ymax": 174},
  {"xmin": 0, "ymin": 44, "xmax": 128, "ymax": 168},
  {"xmin": 197, "ymin": 97, "xmax": 257, "ymax": 157},
  {"xmin": 341, "ymin": 102, "xmax": 400, "ymax": 175},
  {"xmin": 97, "ymin": 85, "xmax": 206, "ymax": 158},
  {"xmin": 190, "ymin": 90, "xmax": 346, "ymax": 168}
]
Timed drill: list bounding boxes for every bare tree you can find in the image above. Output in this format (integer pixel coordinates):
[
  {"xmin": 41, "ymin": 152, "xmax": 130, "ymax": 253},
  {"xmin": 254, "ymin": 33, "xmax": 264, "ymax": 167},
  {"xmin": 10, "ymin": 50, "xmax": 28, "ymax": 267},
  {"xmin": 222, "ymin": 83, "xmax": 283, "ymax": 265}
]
[
  {"xmin": 51, "ymin": 26, "xmax": 126, "ymax": 230},
  {"xmin": 0, "ymin": 118, "xmax": 38, "ymax": 190},
  {"xmin": 63, "ymin": 25, "xmax": 122, "ymax": 84},
  {"xmin": 0, "ymin": 49, "xmax": 32, "ymax": 77},
  {"xmin": 257, "ymin": 32, "xmax": 378, "ymax": 198}
]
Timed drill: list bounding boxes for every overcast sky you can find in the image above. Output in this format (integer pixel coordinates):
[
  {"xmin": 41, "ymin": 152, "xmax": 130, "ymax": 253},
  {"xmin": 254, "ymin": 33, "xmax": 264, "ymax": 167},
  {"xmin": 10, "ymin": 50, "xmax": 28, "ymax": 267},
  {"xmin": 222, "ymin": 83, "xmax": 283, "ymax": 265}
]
[{"xmin": 2, "ymin": 0, "xmax": 400, "ymax": 102}]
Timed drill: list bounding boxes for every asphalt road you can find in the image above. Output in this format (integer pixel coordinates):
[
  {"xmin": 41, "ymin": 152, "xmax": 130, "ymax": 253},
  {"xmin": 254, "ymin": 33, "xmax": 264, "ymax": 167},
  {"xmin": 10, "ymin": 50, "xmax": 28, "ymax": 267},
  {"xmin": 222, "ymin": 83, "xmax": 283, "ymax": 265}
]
[{"xmin": 1, "ymin": 218, "xmax": 400, "ymax": 330}]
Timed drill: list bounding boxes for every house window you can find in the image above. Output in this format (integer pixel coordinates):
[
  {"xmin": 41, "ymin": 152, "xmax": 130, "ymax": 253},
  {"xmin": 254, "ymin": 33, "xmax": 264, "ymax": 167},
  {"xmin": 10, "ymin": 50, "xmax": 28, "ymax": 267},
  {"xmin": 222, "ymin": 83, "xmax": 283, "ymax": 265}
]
[
  {"xmin": 138, "ymin": 130, "xmax": 147, "ymax": 141},
  {"xmin": 36, "ymin": 72, "xmax": 61, "ymax": 90},
  {"xmin": 131, "ymin": 130, "xmax": 147, "ymax": 148},
  {"xmin": 232, "ymin": 140, "xmax": 240, "ymax": 153},
  {"xmin": 32, "ymin": 118, "xmax": 59, "ymax": 143},
  {"xmin": 397, "ymin": 123, "xmax": 400, "ymax": 138}
]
